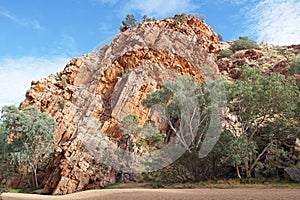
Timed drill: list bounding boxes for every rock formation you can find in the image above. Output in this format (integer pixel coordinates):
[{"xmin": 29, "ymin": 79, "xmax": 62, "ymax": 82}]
[
  {"xmin": 14, "ymin": 14, "xmax": 300, "ymax": 194},
  {"xmin": 217, "ymin": 43, "xmax": 300, "ymax": 81},
  {"xmin": 19, "ymin": 14, "xmax": 221, "ymax": 194}
]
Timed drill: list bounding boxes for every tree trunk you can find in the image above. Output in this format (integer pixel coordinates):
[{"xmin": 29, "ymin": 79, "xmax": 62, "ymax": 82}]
[
  {"xmin": 246, "ymin": 168, "xmax": 251, "ymax": 179},
  {"xmin": 33, "ymin": 167, "xmax": 38, "ymax": 188},
  {"xmin": 236, "ymin": 165, "xmax": 241, "ymax": 179},
  {"xmin": 244, "ymin": 160, "xmax": 252, "ymax": 179}
]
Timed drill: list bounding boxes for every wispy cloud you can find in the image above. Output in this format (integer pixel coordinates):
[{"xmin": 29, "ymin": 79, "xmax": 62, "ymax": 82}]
[
  {"xmin": 205, "ymin": 0, "xmax": 257, "ymax": 5},
  {"xmin": 247, "ymin": 0, "xmax": 300, "ymax": 45},
  {"xmin": 0, "ymin": 8, "xmax": 43, "ymax": 30},
  {"xmin": 0, "ymin": 56, "xmax": 70, "ymax": 108},
  {"xmin": 124, "ymin": 0, "xmax": 199, "ymax": 18},
  {"xmin": 91, "ymin": 0, "xmax": 120, "ymax": 6}
]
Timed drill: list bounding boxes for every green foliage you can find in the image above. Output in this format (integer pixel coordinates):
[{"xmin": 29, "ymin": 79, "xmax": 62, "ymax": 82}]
[
  {"xmin": 0, "ymin": 185, "xmax": 8, "ymax": 194},
  {"xmin": 121, "ymin": 114, "xmax": 139, "ymax": 136},
  {"xmin": 220, "ymin": 49, "xmax": 233, "ymax": 58},
  {"xmin": 61, "ymin": 75, "xmax": 68, "ymax": 87},
  {"xmin": 227, "ymin": 66, "xmax": 299, "ymax": 123},
  {"xmin": 0, "ymin": 105, "xmax": 57, "ymax": 187},
  {"xmin": 120, "ymin": 14, "xmax": 138, "ymax": 30},
  {"xmin": 289, "ymin": 57, "xmax": 300, "ymax": 75},
  {"xmin": 142, "ymin": 15, "xmax": 156, "ymax": 22},
  {"xmin": 220, "ymin": 131, "xmax": 258, "ymax": 178},
  {"xmin": 141, "ymin": 123, "xmax": 162, "ymax": 144},
  {"xmin": 142, "ymin": 76, "xmax": 212, "ymax": 151},
  {"xmin": 121, "ymin": 114, "xmax": 164, "ymax": 151},
  {"xmin": 224, "ymin": 66, "xmax": 300, "ymax": 178},
  {"xmin": 230, "ymin": 36, "xmax": 259, "ymax": 52},
  {"xmin": 57, "ymin": 99, "xmax": 65, "ymax": 110},
  {"xmin": 173, "ymin": 14, "xmax": 188, "ymax": 24}
]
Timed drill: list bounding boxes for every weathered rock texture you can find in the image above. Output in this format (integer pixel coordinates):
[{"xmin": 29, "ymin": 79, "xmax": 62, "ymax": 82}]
[
  {"xmin": 15, "ymin": 13, "xmax": 300, "ymax": 194},
  {"xmin": 19, "ymin": 14, "xmax": 220, "ymax": 194},
  {"xmin": 217, "ymin": 43, "xmax": 300, "ymax": 81}
]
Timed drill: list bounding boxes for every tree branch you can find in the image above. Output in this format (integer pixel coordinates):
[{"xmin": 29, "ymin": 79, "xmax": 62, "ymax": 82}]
[{"xmin": 250, "ymin": 143, "xmax": 272, "ymax": 172}]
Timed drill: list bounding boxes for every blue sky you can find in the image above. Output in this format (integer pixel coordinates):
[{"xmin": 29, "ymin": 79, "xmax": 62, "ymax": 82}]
[{"xmin": 0, "ymin": 0, "xmax": 300, "ymax": 107}]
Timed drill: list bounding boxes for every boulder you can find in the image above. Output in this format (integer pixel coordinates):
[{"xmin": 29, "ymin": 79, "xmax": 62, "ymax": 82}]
[{"xmin": 285, "ymin": 167, "xmax": 300, "ymax": 183}]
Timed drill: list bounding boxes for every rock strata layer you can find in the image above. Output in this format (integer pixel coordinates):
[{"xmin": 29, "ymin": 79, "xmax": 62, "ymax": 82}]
[{"xmin": 19, "ymin": 14, "xmax": 220, "ymax": 194}]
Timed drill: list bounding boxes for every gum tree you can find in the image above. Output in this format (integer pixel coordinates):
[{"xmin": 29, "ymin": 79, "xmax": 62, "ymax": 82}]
[
  {"xmin": 142, "ymin": 76, "xmax": 212, "ymax": 153},
  {"xmin": 0, "ymin": 105, "xmax": 56, "ymax": 187},
  {"xmin": 223, "ymin": 66, "xmax": 299, "ymax": 179}
]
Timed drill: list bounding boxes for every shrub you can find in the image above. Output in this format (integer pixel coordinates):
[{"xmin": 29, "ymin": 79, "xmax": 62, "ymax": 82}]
[
  {"xmin": 230, "ymin": 36, "xmax": 259, "ymax": 52},
  {"xmin": 289, "ymin": 58, "xmax": 300, "ymax": 89},
  {"xmin": 120, "ymin": 114, "xmax": 164, "ymax": 152},
  {"xmin": 220, "ymin": 49, "xmax": 233, "ymax": 58},
  {"xmin": 142, "ymin": 15, "xmax": 156, "ymax": 22},
  {"xmin": 289, "ymin": 57, "xmax": 300, "ymax": 75},
  {"xmin": 57, "ymin": 99, "xmax": 65, "ymax": 110},
  {"xmin": 173, "ymin": 14, "xmax": 188, "ymax": 24},
  {"xmin": 0, "ymin": 185, "xmax": 8, "ymax": 194},
  {"xmin": 61, "ymin": 75, "xmax": 68, "ymax": 87}
]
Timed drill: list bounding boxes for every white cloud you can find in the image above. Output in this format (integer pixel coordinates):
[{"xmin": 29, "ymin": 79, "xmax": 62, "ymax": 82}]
[
  {"xmin": 247, "ymin": 0, "xmax": 300, "ymax": 45},
  {"xmin": 0, "ymin": 8, "xmax": 43, "ymax": 30},
  {"xmin": 92, "ymin": 0, "xmax": 120, "ymax": 6},
  {"xmin": 205, "ymin": 0, "xmax": 258, "ymax": 5},
  {"xmin": 0, "ymin": 56, "xmax": 70, "ymax": 108},
  {"xmin": 213, "ymin": 0, "xmax": 248, "ymax": 4},
  {"xmin": 124, "ymin": 0, "xmax": 199, "ymax": 18}
]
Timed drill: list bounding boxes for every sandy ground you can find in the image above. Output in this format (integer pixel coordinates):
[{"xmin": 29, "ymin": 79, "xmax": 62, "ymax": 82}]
[{"xmin": 1, "ymin": 188, "xmax": 300, "ymax": 200}]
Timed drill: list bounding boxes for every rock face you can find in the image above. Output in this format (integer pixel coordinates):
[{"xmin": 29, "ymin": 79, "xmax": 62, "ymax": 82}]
[
  {"xmin": 217, "ymin": 43, "xmax": 300, "ymax": 81},
  {"xmin": 17, "ymin": 13, "xmax": 300, "ymax": 194},
  {"xmin": 19, "ymin": 14, "xmax": 220, "ymax": 194}
]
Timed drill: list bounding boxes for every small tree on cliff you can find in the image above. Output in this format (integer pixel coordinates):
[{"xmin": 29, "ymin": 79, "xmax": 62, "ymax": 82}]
[
  {"xmin": 223, "ymin": 66, "xmax": 299, "ymax": 179},
  {"xmin": 0, "ymin": 105, "xmax": 57, "ymax": 187},
  {"xmin": 120, "ymin": 14, "xmax": 138, "ymax": 30},
  {"xmin": 142, "ymin": 15, "xmax": 156, "ymax": 22}
]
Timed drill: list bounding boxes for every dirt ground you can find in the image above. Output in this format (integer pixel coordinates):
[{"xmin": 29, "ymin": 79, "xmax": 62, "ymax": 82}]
[{"xmin": 1, "ymin": 188, "xmax": 300, "ymax": 200}]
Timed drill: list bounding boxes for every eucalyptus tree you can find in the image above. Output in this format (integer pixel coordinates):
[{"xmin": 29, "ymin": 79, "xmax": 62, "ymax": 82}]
[{"xmin": 0, "ymin": 105, "xmax": 56, "ymax": 187}]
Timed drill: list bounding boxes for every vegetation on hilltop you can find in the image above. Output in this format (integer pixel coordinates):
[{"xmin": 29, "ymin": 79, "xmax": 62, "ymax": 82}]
[
  {"xmin": 230, "ymin": 36, "xmax": 259, "ymax": 52},
  {"xmin": 120, "ymin": 14, "xmax": 157, "ymax": 30}
]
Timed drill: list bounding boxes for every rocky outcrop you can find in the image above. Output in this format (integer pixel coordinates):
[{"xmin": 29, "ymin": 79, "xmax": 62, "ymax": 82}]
[
  {"xmin": 16, "ymin": 13, "xmax": 300, "ymax": 194},
  {"xmin": 135, "ymin": 14, "xmax": 220, "ymax": 54},
  {"xmin": 217, "ymin": 43, "xmax": 300, "ymax": 80},
  {"xmin": 217, "ymin": 49, "xmax": 264, "ymax": 79},
  {"xmin": 19, "ymin": 14, "xmax": 220, "ymax": 194}
]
